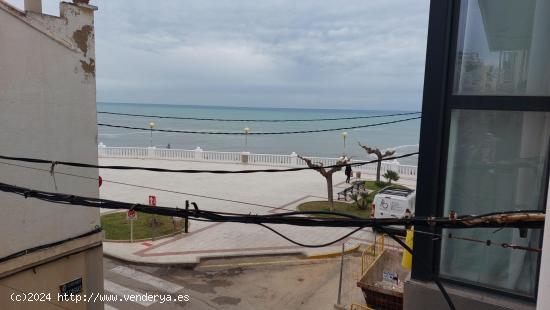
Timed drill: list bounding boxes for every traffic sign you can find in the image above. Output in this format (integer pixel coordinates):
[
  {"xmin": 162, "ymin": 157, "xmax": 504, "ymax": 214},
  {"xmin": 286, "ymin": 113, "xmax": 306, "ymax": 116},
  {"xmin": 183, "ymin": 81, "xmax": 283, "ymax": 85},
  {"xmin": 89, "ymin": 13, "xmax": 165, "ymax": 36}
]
[
  {"xmin": 126, "ymin": 209, "xmax": 137, "ymax": 221},
  {"xmin": 149, "ymin": 195, "xmax": 156, "ymax": 206}
]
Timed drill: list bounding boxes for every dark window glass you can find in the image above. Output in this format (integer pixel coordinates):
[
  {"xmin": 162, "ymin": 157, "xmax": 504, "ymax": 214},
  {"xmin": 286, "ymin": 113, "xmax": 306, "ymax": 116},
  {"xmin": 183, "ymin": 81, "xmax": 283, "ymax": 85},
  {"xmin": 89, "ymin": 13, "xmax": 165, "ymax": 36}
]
[
  {"xmin": 440, "ymin": 110, "xmax": 550, "ymax": 296},
  {"xmin": 454, "ymin": 0, "xmax": 550, "ymax": 96}
]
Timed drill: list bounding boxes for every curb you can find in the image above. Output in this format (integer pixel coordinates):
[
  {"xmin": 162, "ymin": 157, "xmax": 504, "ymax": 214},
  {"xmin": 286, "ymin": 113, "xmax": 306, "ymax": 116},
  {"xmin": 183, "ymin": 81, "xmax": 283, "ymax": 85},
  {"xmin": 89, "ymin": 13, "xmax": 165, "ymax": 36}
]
[
  {"xmin": 102, "ymin": 251, "xmax": 199, "ymax": 268},
  {"xmin": 103, "ymin": 230, "xmax": 185, "ymax": 243},
  {"xmin": 102, "ymin": 246, "xmax": 359, "ymax": 268},
  {"xmin": 307, "ymin": 244, "xmax": 360, "ymax": 260}
]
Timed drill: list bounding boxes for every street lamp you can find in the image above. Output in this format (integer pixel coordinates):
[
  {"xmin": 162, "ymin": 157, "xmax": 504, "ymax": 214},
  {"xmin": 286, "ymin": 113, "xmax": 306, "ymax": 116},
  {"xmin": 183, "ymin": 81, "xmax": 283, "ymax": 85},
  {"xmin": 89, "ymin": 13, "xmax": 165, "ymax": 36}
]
[
  {"xmin": 149, "ymin": 122, "xmax": 155, "ymax": 147},
  {"xmin": 243, "ymin": 127, "xmax": 251, "ymax": 150},
  {"xmin": 341, "ymin": 131, "xmax": 348, "ymax": 154}
]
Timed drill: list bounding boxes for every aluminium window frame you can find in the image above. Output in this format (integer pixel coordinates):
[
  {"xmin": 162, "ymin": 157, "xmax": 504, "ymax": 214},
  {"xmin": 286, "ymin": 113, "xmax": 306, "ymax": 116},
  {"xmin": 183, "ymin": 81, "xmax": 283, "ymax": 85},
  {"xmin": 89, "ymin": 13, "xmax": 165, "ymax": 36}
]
[{"xmin": 413, "ymin": 0, "xmax": 550, "ymax": 301}]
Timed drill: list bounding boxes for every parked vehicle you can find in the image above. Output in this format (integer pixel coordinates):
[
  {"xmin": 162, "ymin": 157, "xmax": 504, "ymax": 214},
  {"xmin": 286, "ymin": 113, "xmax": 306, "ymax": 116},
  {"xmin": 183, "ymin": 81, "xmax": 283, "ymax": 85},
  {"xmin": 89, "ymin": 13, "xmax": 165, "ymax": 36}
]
[
  {"xmin": 371, "ymin": 187, "xmax": 415, "ymax": 235},
  {"xmin": 372, "ymin": 187, "xmax": 415, "ymax": 219}
]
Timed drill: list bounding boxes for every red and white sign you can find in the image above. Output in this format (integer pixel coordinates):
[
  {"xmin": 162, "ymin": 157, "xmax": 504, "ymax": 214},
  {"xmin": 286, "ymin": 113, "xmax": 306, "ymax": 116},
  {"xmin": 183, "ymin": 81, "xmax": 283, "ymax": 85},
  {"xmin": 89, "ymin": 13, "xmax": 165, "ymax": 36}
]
[
  {"xmin": 148, "ymin": 195, "xmax": 157, "ymax": 207},
  {"xmin": 126, "ymin": 209, "xmax": 137, "ymax": 221}
]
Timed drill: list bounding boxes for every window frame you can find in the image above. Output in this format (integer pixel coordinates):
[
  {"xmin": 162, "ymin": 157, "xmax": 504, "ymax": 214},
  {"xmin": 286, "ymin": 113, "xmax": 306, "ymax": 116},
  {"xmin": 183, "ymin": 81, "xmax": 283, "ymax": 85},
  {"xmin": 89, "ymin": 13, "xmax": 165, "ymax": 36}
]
[{"xmin": 414, "ymin": 0, "xmax": 550, "ymax": 301}]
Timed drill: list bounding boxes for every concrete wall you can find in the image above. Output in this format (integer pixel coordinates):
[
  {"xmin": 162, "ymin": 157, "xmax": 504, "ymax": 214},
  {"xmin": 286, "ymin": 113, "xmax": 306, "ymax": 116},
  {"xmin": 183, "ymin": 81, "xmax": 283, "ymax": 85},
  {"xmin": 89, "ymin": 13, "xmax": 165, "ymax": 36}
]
[
  {"xmin": 0, "ymin": 245, "xmax": 103, "ymax": 310},
  {"xmin": 404, "ymin": 280, "xmax": 535, "ymax": 310},
  {"xmin": 0, "ymin": 1, "xmax": 99, "ymax": 257}
]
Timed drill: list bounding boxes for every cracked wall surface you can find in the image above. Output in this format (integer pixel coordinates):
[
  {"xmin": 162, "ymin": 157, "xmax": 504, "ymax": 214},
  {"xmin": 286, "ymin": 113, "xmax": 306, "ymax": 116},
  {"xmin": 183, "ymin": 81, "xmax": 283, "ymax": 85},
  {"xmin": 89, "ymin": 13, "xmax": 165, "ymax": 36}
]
[{"xmin": 0, "ymin": 0, "xmax": 100, "ymax": 258}]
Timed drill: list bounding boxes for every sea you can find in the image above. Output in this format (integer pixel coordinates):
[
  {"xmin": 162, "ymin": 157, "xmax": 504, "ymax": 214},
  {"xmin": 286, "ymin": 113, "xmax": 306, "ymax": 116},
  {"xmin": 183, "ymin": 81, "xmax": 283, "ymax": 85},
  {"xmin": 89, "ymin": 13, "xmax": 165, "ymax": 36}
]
[{"xmin": 97, "ymin": 102, "xmax": 420, "ymax": 166}]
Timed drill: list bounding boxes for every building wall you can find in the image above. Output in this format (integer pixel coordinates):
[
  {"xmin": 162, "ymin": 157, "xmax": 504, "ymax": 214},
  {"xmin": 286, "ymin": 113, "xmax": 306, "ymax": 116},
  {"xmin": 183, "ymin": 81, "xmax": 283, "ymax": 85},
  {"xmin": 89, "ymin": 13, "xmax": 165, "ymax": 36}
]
[
  {"xmin": 0, "ymin": 2, "xmax": 103, "ymax": 309},
  {"xmin": 404, "ymin": 280, "xmax": 535, "ymax": 310},
  {"xmin": 0, "ymin": 1, "xmax": 99, "ymax": 257},
  {"xmin": 0, "ymin": 243, "xmax": 103, "ymax": 310}
]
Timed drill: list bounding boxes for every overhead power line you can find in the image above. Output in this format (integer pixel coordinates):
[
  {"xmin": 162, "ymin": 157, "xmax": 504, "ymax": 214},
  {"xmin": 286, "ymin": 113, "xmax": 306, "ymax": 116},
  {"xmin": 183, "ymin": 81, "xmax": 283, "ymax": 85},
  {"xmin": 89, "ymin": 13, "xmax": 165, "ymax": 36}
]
[
  {"xmin": 97, "ymin": 111, "xmax": 421, "ymax": 122},
  {"xmin": 410, "ymin": 229, "xmax": 542, "ymax": 253},
  {"xmin": 0, "ymin": 160, "xmax": 293, "ymax": 212},
  {"xmin": 97, "ymin": 116, "xmax": 421, "ymax": 135},
  {"xmin": 2, "ymin": 182, "xmax": 542, "ymax": 310},
  {"xmin": 0, "ymin": 181, "xmax": 544, "ymax": 230},
  {"xmin": 0, "ymin": 152, "xmax": 419, "ymax": 174}
]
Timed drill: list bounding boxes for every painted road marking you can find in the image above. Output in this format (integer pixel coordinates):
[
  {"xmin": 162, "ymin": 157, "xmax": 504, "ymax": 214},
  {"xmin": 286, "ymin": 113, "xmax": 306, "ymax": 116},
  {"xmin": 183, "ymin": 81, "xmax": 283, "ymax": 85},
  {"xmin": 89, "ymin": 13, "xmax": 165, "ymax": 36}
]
[
  {"xmin": 110, "ymin": 266, "xmax": 183, "ymax": 293},
  {"xmin": 104, "ymin": 280, "xmax": 155, "ymax": 307}
]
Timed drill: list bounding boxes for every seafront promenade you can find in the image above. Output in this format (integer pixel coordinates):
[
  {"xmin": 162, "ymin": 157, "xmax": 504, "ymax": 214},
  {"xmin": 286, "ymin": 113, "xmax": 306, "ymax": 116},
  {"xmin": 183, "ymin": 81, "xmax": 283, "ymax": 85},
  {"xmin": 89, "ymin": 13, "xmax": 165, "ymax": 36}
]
[
  {"xmin": 98, "ymin": 145, "xmax": 418, "ymax": 180},
  {"xmin": 99, "ymin": 149, "xmax": 417, "ymax": 265}
]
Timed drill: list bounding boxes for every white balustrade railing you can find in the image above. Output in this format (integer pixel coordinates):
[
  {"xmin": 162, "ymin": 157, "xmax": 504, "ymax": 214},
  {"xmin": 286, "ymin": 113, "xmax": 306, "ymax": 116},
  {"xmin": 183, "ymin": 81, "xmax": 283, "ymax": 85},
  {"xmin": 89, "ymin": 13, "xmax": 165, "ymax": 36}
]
[
  {"xmin": 97, "ymin": 144, "xmax": 417, "ymax": 180},
  {"xmin": 154, "ymin": 148, "xmax": 194, "ymax": 160},
  {"xmin": 249, "ymin": 153, "xmax": 292, "ymax": 166},
  {"xmin": 202, "ymin": 150, "xmax": 241, "ymax": 162}
]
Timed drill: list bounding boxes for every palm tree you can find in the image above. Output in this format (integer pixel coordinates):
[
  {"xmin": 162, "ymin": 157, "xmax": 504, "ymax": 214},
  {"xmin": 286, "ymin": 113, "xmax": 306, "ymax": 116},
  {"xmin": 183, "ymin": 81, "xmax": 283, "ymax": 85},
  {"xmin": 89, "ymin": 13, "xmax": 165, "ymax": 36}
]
[
  {"xmin": 383, "ymin": 170, "xmax": 400, "ymax": 184},
  {"xmin": 298, "ymin": 155, "xmax": 349, "ymax": 212},
  {"xmin": 358, "ymin": 142, "xmax": 395, "ymax": 183}
]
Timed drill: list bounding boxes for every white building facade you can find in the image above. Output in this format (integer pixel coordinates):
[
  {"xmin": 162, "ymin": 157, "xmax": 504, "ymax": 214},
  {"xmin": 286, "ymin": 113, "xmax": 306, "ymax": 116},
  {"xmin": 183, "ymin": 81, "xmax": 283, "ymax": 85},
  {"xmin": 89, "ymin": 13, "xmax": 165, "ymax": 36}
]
[{"xmin": 0, "ymin": 1, "xmax": 103, "ymax": 309}]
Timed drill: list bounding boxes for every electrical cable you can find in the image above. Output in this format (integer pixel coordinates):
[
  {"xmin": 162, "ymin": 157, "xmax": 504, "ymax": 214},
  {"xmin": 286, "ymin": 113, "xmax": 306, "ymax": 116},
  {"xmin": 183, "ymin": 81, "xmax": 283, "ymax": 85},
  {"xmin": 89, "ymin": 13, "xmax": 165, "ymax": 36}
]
[
  {"xmin": 0, "ymin": 227, "xmax": 102, "ymax": 264},
  {"xmin": 97, "ymin": 111, "xmax": 421, "ymax": 122},
  {"xmin": 0, "ymin": 160, "xmax": 292, "ymax": 212},
  {"xmin": 0, "ymin": 177, "xmax": 544, "ymax": 310},
  {"xmin": 0, "ymin": 181, "xmax": 544, "ymax": 229},
  {"xmin": 0, "ymin": 152, "xmax": 419, "ymax": 174},
  {"xmin": 403, "ymin": 228, "xmax": 542, "ymax": 253},
  {"xmin": 97, "ymin": 116, "xmax": 421, "ymax": 135},
  {"xmin": 257, "ymin": 224, "xmax": 364, "ymax": 248}
]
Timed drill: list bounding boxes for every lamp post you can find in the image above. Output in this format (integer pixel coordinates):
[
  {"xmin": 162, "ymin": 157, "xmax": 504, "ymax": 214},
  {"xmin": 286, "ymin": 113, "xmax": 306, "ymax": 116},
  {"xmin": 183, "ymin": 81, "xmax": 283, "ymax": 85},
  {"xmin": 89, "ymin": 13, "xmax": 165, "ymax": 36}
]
[
  {"xmin": 341, "ymin": 131, "xmax": 348, "ymax": 154},
  {"xmin": 149, "ymin": 122, "xmax": 155, "ymax": 147},
  {"xmin": 244, "ymin": 127, "xmax": 250, "ymax": 150}
]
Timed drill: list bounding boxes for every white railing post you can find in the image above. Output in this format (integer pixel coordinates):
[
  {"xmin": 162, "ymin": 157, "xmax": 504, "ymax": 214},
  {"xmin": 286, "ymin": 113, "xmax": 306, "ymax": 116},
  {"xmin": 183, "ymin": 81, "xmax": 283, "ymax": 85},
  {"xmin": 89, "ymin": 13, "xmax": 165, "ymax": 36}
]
[
  {"xmin": 98, "ymin": 142, "xmax": 106, "ymax": 157},
  {"xmin": 241, "ymin": 151, "xmax": 250, "ymax": 164},
  {"xmin": 194, "ymin": 147, "xmax": 203, "ymax": 161},
  {"xmin": 390, "ymin": 159, "xmax": 399, "ymax": 172},
  {"xmin": 290, "ymin": 152, "xmax": 298, "ymax": 166},
  {"xmin": 147, "ymin": 146, "xmax": 156, "ymax": 159}
]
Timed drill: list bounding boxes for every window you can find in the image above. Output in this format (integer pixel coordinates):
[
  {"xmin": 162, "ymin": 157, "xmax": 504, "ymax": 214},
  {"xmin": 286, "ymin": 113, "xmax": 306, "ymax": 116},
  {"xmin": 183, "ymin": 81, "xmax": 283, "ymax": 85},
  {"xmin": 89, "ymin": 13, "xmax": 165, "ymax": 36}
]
[
  {"xmin": 439, "ymin": 110, "xmax": 550, "ymax": 296},
  {"xmin": 453, "ymin": 0, "xmax": 550, "ymax": 96}
]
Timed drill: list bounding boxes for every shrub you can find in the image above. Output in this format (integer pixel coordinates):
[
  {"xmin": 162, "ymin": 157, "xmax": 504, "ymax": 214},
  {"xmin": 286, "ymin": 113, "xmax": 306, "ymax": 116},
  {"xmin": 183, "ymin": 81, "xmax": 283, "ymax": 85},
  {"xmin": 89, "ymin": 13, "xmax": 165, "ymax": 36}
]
[{"xmin": 383, "ymin": 170, "xmax": 400, "ymax": 184}]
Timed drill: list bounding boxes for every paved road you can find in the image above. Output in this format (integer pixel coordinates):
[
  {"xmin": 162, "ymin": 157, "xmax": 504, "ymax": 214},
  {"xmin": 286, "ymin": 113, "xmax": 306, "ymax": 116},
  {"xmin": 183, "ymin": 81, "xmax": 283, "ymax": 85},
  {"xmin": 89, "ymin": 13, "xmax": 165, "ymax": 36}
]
[{"xmin": 102, "ymin": 254, "xmax": 365, "ymax": 310}]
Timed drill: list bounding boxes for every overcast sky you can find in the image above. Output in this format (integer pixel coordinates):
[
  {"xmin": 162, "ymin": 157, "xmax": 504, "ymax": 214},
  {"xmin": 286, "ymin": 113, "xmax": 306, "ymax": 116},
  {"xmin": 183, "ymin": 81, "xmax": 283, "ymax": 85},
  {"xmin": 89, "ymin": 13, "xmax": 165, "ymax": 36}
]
[{"xmin": 9, "ymin": 0, "xmax": 430, "ymax": 110}]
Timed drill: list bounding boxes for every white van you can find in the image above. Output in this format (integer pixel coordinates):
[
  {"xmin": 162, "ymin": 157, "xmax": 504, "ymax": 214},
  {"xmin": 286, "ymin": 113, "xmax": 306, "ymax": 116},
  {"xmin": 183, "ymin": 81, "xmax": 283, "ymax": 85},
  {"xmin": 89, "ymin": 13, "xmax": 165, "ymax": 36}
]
[{"xmin": 371, "ymin": 187, "xmax": 415, "ymax": 219}]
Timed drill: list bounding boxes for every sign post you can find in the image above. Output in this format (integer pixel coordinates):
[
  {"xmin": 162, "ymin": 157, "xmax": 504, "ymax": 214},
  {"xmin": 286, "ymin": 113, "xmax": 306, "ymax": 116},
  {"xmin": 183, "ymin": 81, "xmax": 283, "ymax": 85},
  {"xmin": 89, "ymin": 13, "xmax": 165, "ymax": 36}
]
[
  {"xmin": 148, "ymin": 195, "xmax": 157, "ymax": 206},
  {"xmin": 149, "ymin": 195, "xmax": 157, "ymax": 239},
  {"xmin": 126, "ymin": 209, "xmax": 137, "ymax": 242}
]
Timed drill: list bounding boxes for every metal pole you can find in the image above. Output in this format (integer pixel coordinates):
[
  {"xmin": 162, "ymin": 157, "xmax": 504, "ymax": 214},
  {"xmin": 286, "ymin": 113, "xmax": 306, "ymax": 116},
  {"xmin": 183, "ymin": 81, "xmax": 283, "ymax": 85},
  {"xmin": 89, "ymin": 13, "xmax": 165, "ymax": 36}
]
[
  {"xmin": 150, "ymin": 129, "xmax": 153, "ymax": 147},
  {"xmin": 337, "ymin": 243, "xmax": 345, "ymax": 305},
  {"xmin": 184, "ymin": 201, "xmax": 189, "ymax": 233},
  {"xmin": 130, "ymin": 220, "xmax": 134, "ymax": 243}
]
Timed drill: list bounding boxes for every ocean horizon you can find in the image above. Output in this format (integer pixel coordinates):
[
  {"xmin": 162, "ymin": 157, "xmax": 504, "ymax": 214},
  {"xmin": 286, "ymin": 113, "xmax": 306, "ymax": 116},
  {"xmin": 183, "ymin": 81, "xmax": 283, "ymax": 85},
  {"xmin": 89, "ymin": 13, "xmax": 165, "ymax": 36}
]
[{"xmin": 97, "ymin": 102, "xmax": 420, "ymax": 165}]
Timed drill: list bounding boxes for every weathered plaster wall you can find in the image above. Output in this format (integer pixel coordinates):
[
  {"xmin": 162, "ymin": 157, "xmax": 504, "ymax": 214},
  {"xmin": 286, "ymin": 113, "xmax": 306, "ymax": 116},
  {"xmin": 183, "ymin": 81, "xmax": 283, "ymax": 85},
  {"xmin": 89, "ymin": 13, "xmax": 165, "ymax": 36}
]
[{"xmin": 0, "ymin": 1, "xmax": 100, "ymax": 258}]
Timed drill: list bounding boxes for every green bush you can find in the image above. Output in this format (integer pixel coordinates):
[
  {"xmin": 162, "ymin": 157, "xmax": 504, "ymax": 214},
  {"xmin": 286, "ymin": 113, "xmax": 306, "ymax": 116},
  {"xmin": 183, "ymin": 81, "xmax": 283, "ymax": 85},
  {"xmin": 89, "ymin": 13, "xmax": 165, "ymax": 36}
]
[{"xmin": 383, "ymin": 170, "xmax": 400, "ymax": 184}]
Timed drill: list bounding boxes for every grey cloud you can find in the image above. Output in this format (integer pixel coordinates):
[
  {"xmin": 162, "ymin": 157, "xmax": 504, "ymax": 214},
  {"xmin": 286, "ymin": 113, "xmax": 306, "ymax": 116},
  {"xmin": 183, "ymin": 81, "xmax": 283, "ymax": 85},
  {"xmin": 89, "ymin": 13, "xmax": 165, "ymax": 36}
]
[{"xmin": 11, "ymin": 0, "xmax": 431, "ymax": 110}]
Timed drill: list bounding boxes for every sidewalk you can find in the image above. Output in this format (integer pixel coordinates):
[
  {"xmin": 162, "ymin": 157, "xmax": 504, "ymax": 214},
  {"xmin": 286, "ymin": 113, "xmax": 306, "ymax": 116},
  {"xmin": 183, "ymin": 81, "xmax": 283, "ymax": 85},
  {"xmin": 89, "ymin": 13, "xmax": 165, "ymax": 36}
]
[{"xmin": 99, "ymin": 158, "xmax": 414, "ymax": 265}]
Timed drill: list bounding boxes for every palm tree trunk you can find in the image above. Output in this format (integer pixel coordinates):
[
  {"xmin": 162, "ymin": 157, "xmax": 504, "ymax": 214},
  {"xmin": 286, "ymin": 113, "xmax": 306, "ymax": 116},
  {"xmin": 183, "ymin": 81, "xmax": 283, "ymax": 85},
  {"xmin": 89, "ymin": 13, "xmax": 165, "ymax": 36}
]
[{"xmin": 326, "ymin": 176, "xmax": 334, "ymax": 212}]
